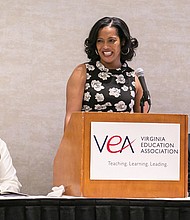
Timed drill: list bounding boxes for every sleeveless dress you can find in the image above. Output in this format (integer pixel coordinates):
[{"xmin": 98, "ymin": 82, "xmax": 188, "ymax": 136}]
[{"xmin": 81, "ymin": 60, "xmax": 136, "ymax": 112}]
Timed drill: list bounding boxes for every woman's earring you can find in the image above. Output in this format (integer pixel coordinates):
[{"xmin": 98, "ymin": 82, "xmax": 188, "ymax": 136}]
[
  {"xmin": 95, "ymin": 49, "xmax": 99, "ymax": 55},
  {"xmin": 121, "ymin": 48, "xmax": 129, "ymax": 55}
]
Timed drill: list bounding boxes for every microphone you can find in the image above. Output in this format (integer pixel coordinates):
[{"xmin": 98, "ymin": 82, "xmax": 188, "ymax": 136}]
[{"xmin": 135, "ymin": 68, "xmax": 151, "ymax": 110}]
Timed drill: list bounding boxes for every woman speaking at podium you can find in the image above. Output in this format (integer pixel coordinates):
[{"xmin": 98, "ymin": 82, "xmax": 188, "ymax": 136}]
[{"xmin": 64, "ymin": 17, "xmax": 150, "ymax": 129}]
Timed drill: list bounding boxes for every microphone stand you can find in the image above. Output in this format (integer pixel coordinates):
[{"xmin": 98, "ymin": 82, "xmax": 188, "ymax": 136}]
[{"xmin": 140, "ymin": 96, "xmax": 146, "ymax": 113}]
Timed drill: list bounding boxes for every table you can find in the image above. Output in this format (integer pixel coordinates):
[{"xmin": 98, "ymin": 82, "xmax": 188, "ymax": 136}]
[{"xmin": 0, "ymin": 197, "xmax": 190, "ymax": 220}]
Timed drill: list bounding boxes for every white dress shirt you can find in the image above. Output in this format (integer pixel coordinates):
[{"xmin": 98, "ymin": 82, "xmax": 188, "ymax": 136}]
[{"xmin": 0, "ymin": 138, "xmax": 22, "ymax": 193}]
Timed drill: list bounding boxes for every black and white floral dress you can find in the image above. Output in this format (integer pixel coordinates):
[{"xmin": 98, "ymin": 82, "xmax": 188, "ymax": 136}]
[{"xmin": 81, "ymin": 60, "xmax": 136, "ymax": 112}]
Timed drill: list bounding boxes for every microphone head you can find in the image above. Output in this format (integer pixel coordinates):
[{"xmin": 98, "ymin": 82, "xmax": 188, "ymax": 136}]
[{"xmin": 135, "ymin": 68, "xmax": 144, "ymax": 77}]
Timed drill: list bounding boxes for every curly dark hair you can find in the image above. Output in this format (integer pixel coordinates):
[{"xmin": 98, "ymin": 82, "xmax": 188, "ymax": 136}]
[{"xmin": 84, "ymin": 17, "xmax": 138, "ymax": 64}]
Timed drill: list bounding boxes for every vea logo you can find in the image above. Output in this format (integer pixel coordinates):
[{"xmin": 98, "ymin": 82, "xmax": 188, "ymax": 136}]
[
  {"xmin": 90, "ymin": 122, "xmax": 180, "ymax": 181},
  {"xmin": 93, "ymin": 135, "xmax": 136, "ymax": 153}
]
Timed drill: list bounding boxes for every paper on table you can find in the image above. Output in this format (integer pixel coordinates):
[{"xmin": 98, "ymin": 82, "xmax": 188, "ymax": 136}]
[{"xmin": 47, "ymin": 185, "xmax": 65, "ymax": 197}]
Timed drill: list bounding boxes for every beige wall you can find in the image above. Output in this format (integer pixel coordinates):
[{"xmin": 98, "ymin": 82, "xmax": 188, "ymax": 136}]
[{"xmin": 0, "ymin": 1, "xmax": 189, "ymax": 195}]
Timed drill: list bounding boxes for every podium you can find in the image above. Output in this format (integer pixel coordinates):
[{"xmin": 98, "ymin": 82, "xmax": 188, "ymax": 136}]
[{"xmin": 53, "ymin": 112, "xmax": 188, "ymax": 198}]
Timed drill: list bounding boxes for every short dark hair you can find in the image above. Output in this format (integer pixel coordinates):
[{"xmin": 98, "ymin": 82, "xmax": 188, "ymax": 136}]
[{"xmin": 84, "ymin": 17, "xmax": 138, "ymax": 63}]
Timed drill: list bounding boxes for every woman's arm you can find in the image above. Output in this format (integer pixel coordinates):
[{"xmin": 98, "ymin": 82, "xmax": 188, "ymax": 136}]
[
  {"xmin": 64, "ymin": 63, "xmax": 87, "ymax": 130},
  {"xmin": 0, "ymin": 139, "xmax": 22, "ymax": 193}
]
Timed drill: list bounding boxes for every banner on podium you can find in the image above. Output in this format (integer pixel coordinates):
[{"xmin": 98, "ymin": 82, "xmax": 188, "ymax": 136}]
[{"xmin": 90, "ymin": 122, "xmax": 180, "ymax": 181}]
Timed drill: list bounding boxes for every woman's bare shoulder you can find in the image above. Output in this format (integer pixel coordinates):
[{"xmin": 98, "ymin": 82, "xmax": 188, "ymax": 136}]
[
  {"xmin": 72, "ymin": 63, "xmax": 86, "ymax": 78},
  {"xmin": 67, "ymin": 63, "xmax": 86, "ymax": 86}
]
